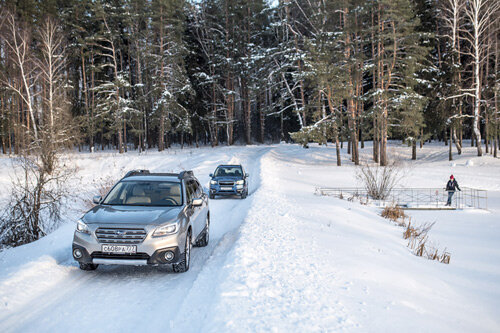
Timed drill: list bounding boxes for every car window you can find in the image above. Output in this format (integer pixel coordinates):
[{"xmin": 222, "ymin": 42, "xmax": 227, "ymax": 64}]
[
  {"xmin": 214, "ymin": 166, "xmax": 243, "ymax": 177},
  {"xmin": 194, "ymin": 180, "xmax": 202, "ymax": 197},
  {"xmin": 186, "ymin": 180, "xmax": 195, "ymax": 203},
  {"xmin": 102, "ymin": 181, "xmax": 182, "ymax": 206}
]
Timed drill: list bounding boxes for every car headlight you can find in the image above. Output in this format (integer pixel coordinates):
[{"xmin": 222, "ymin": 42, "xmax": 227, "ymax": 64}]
[
  {"xmin": 210, "ymin": 180, "xmax": 217, "ymax": 185},
  {"xmin": 153, "ymin": 223, "xmax": 179, "ymax": 237},
  {"xmin": 236, "ymin": 180, "xmax": 244, "ymax": 185},
  {"xmin": 76, "ymin": 219, "xmax": 90, "ymax": 234}
]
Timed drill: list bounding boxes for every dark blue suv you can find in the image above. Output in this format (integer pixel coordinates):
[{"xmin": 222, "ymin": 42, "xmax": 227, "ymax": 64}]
[{"xmin": 209, "ymin": 165, "xmax": 249, "ymax": 199}]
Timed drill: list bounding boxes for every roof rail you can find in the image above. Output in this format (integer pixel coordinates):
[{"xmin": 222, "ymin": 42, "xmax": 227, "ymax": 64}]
[
  {"xmin": 178, "ymin": 170, "xmax": 194, "ymax": 180},
  {"xmin": 124, "ymin": 169, "xmax": 150, "ymax": 178}
]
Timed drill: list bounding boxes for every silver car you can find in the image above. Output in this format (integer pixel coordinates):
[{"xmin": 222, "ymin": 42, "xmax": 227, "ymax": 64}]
[{"xmin": 72, "ymin": 170, "xmax": 210, "ymax": 273}]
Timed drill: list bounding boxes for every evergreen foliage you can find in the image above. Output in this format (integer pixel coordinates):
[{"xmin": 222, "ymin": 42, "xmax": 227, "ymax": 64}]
[{"xmin": 0, "ymin": 0, "xmax": 498, "ymax": 161}]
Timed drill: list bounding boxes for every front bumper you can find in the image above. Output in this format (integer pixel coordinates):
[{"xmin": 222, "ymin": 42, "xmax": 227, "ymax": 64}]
[
  {"xmin": 210, "ymin": 184, "xmax": 245, "ymax": 196},
  {"xmin": 72, "ymin": 224, "xmax": 184, "ymax": 266}
]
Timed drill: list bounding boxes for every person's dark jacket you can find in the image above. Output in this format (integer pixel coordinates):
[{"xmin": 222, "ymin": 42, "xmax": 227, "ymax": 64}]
[{"xmin": 446, "ymin": 179, "xmax": 461, "ymax": 192}]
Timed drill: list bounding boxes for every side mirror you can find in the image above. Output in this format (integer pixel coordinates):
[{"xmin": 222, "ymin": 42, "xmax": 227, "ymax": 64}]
[
  {"xmin": 192, "ymin": 198, "xmax": 203, "ymax": 207},
  {"xmin": 93, "ymin": 195, "xmax": 102, "ymax": 204},
  {"xmin": 246, "ymin": 173, "xmax": 249, "ymax": 178},
  {"xmin": 209, "ymin": 173, "xmax": 213, "ymax": 178}
]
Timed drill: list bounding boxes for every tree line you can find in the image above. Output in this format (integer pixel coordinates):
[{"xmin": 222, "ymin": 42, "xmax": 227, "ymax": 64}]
[{"xmin": 0, "ymin": 0, "xmax": 499, "ymax": 165}]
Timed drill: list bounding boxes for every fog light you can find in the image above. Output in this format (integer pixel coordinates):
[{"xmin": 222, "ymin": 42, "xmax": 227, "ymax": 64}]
[
  {"xmin": 164, "ymin": 251, "xmax": 175, "ymax": 261},
  {"xmin": 73, "ymin": 249, "xmax": 83, "ymax": 259}
]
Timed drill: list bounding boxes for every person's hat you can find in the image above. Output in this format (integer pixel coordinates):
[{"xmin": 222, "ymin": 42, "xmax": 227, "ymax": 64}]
[{"xmin": 450, "ymin": 175, "xmax": 454, "ymax": 179}]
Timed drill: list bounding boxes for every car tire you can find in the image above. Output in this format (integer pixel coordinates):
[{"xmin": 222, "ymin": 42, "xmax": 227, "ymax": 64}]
[
  {"xmin": 209, "ymin": 193, "xmax": 215, "ymax": 199},
  {"xmin": 173, "ymin": 231, "xmax": 191, "ymax": 273},
  {"xmin": 79, "ymin": 263, "xmax": 98, "ymax": 271},
  {"xmin": 195, "ymin": 216, "xmax": 209, "ymax": 247},
  {"xmin": 241, "ymin": 190, "xmax": 247, "ymax": 199}
]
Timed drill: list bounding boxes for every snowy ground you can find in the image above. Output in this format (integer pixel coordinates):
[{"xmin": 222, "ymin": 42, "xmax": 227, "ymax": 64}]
[{"xmin": 0, "ymin": 141, "xmax": 499, "ymax": 332}]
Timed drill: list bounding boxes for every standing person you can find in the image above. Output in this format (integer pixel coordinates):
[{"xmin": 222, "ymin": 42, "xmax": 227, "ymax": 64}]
[{"xmin": 445, "ymin": 175, "xmax": 461, "ymax": 206}]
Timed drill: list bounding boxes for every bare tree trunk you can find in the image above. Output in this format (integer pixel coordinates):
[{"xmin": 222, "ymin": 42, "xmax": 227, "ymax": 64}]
[
  {"xmin": 380, "ymin": 105, "xmax": 388, "ymax": 166},
  {"xmin": 244, "ymin": 80, "xmax": 251, "ymax": 144},
  {"xmin": 226, "ymin": 75, "xmax": 234, "ymax": 145},
  {"xmin": 344, "ymin": 7, "xmax": 358, "ymax": 165},
  {"xmin": 495, "ymin": 25, "xmax": 499, "ymax": 158},
  {"xmin": 81, "ymin": 47, "xmax": 92, "ymax": 152},
  {"xmin": 452, "ymin": 127, "xmax": 462, "ymax": 154},
  {"xmin": 90, "ymin": 47, "xmax": 96, "ymax": 150},
  {"xmin": 0, "ymin": 95, "xmax": 4, "ymax": 154},
  {"xmin": 484, "ymin": 32, "xmax": 491, "ymax": 154},
  {"xmin": 371, "ymin": 6, "xmax": 379, "ymax": 163},
  {"xmin": 260, "ymin": 91, "xmax": 265, "ymax": 143},
  {"xmin": 280, "ymin": 111, "xmax": 284, "ymax": 142},
  {"xmin": 335, "ymin": 130, "xmax": 341, "ymax": 166},
  {"xmin": 449, "ymin": 127, "xmax": 453, "ymax": 161},
  {"xmin": 326, "ymin": 87, "xmax": 341, "ymax": 166},
  {"xmin": 211, "ymin": 71, "xmax": 217, "ymax": 147},
  {"xmin": 225, "ymin": 2, "xmax": 234, "ymax": 145},
  {"xmin": 123, "ymin": 119, "xmax": 127, "ymax": 152},
  {"xmin": 412, "ymin": 140, "xmax": 417, "ymax": 160},
  {"xmin": 158, "ymin": 8, "xmax": 166, "ymax": 152}
]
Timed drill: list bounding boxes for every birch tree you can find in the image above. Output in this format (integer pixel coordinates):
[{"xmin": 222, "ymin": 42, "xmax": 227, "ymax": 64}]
[
  {"xmin": 37, "ymin": 17, "xmax": 73, "ymax": 173},
  {"xmin": 1, "ymin": 11, "xmax": 39, "ymax": 144},
  {"xmin": 462, "ymin": 0, "xmax": 500, "ymax": 156}
]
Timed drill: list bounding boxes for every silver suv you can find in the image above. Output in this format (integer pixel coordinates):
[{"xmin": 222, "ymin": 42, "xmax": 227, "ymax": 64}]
[{"xmin": 72, "ymin": 170, "xmax": 209, "ymax": 273}]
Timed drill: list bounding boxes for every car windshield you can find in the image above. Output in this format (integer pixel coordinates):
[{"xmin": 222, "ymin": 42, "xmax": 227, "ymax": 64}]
[
  {"xmin": 214, "ymin": 166, "xmax": 243, "ymax": 177},
  {"xmin": 102, "ymin": 181, "xmax": 182, "ymax": 206}
]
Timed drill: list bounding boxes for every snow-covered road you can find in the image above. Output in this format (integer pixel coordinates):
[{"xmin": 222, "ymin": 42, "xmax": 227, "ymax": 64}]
[
  {"xmin": 0, "ymin": 142, "xmax": 499, "ymax": 332},
  {"xmin": 0, "ymin": 146, "xmax": 270, "ymax": 332}
]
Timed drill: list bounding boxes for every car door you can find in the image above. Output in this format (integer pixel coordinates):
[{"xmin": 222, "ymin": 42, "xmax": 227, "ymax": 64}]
[
  {"xmin": 241, "ymin": 166, "xmax": 248, "ymax": 191},
  {"xmin": 186, "ymin": 180, "xmax": 202, "ymax": 238},
  {"xmin": 193, "ymin": 180, "xmax": 207, "ymax": 237},
  {"xmin": 195, "ymin": 179, "xmax": 208, "ymax": 223}
]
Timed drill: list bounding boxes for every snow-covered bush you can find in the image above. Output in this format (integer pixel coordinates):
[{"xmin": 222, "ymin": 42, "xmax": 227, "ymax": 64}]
[
  {"xmin": 0, "ymin": 156, "xmax": 72, "ymax": 248},
  {"xmin": 355, "ymin": 162, "xmax": 402, "ymax": 200}
]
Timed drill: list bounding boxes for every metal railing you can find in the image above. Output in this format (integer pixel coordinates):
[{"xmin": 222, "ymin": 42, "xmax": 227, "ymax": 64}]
[{"xmin": 315, "ymin": 187, "xmax": 487, "ymax": 210}]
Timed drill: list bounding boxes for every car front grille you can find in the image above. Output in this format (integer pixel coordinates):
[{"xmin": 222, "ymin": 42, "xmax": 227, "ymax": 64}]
[
  {"xmin": 95, "ymin": 227, "xmax": 147, "ymax": 244},
  {"xmin": 219, "ymin": 181, "xmax": 235, "ymax": 186},
  {"xmin": 91, "ymin": 252, "xmax": 149, "ymax": 260}
]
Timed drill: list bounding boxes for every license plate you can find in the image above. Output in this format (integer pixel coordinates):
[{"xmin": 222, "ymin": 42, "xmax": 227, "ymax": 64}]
[
  {"xmin": 221, "ymin": 186, "xmax": 233, "ymax": 191},
  {"xmin": 102, "ymin": 244, "xmax": 137, "ymax": 254}
]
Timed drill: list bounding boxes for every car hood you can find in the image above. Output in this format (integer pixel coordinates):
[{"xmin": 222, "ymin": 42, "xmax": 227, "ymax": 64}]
[
  {"xmin": 213, "ymin": 176, "xmax": 243, "ymax": 182},
  {"xmin": 83, "ymin": 205, "xmax": 182, "ymax": 226}
]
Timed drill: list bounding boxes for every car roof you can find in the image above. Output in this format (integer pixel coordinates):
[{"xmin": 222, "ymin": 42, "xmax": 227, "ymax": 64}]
[
  {"xmin": 217, "ymin": 164, "xmax": 242, "ymax": 168},
  {"xmin": 120, "ymin": 170, "xmax": 196, "ymax": 182},
  {"xmin": 122, "ymin": 175, "xmax": 182, "ymax": 183}
]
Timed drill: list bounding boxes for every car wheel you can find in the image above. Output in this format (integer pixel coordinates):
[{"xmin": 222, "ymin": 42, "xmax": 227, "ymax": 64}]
[
  {"xmin": 209, "ymin": 193, "xmax": 215, "ymax": 199},
  {"xmin": 79, "ymin": 263, "xmax": 98, "ymax": 271},
  {"xmin": 173, "ymin": 231, "xmax": 191, "ymax": 273},
  {"xmin": 241, "ymin": 190, "xmax": 247, "ymax": 199},
  {"xmin": 195, "ymin": 216, "xmax": 209, "ymax": 247}
]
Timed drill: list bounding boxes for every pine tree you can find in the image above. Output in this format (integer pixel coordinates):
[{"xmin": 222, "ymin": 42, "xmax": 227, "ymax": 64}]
[{"xmin": 150, "ymin": 0, "xmax": 192, "ymax": 151}]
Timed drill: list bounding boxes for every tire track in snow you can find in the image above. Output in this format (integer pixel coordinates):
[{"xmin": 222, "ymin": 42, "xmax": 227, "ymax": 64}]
[
  {"xmin": 199, "ymin": 148, "xmax": 357, "ymax": 332},
  {"xmin": 166, "ymin": 147, "xmax": 269, "ymax": 332}
]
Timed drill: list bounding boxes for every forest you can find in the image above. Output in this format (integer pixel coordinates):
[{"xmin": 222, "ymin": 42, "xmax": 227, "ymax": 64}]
[{"xmin": 0, "ymin": 0, "xmax": 499, "ymax": 166}]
